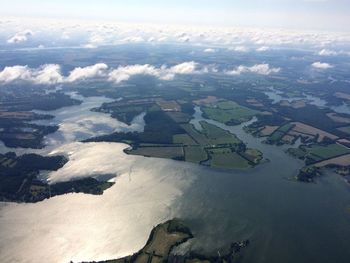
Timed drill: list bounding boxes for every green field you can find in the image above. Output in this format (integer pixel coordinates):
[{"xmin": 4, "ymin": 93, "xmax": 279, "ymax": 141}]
[
  {"xmin": 127, "ymin": 146, "xmax": 184, "ymax": 159},
  {"xmin": 180, "ymin": 123, "xmax": 209, "ymax": 145},
  {"xmin": 267, "ymin": 123, "xmax": 295, "ymax": 144},
  {"xmin": 302, "ymin": 143, "xmax": 350, "ymax": 160},
  {"xmin": 210, "ymin": 150, "xmax": 250, "ymax": 169},
  {"xmin": 199, "ymin": 121, "xmax": 242, "ymax": 145},
  {"xmin": 173, "ymin": 134, "xmax": 197, "ymax": 145},
  {"xmin": 184, "ymin": 146, "xmax": 208, "ymax": 163},
  {"xmin": 202, "ymin": 100, "xmax": 259, "ymax": 125}
]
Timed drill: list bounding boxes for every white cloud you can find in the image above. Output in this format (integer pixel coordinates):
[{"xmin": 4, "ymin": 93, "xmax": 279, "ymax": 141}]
[
  {"xmin": 7, "ymin": 30, "xmax": 33, "ymax": 44},
  {"xmin": 0, "ymin": 64, "xmax": 63, "ymax": 84},
  {"xmin": 311, "ymin": 61, "xmax": 333, "ymax": 69},
  {"xmin": 121, "ymin": 36, "xmax": 145, "ymax": 43},
  {"xmin": 108, "ymin": 64, "xmax": 160, "ymax": 83},
  {"xmin": 0, "ymin": 62, "xmax": 201, "ymax": 85},
  {"xmin": 229, "ymin": 46, "xmax": 249, "ymax": 52},
  {"xmin": 203, "ymin": 48, "xmax": 216, "ymax": 53},
  {"xmin": 256, "ymin": 46, "xmax": 270, "ymax": 52},
  {"xmin": 66, "ymin": 63, "xmax": 108, "ymax": 82},
  {"xmin": 318, "ymin": 49, "xmax": 337, "ymax": 56},
  {"xmin": 226, "ymin": 63, "xmax": 280, "ymax": 75},
  {"xmin": 34, "ymin": 64, "xmax": 63, "ymax": 85},
  {"xmin": 108, "ymin": 61, "xmax": 199, "ymax": 83},
  {"xmin": 0, "ymin": 65, "xmax": 31, "ymax": 82}
]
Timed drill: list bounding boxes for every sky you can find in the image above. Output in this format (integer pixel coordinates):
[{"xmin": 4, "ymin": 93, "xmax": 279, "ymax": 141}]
[{"xmin": 0, "ymin": 0, "xmax": 349, "ymax": 32}]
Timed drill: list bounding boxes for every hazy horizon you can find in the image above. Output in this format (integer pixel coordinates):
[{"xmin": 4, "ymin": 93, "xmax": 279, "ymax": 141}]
[{"xmin": 0, "ymin": 0, "xmax": 349, "ymax": 32}]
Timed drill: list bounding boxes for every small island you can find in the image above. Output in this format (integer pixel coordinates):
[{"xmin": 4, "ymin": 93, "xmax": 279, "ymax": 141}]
[{"xmin": 82, "ymin": 219, "xmax": 249, "ymax": 263}]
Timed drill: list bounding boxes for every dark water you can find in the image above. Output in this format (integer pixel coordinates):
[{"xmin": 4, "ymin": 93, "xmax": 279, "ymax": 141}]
[{"xmin": 174, "ymin": 107, "xmax": 350, "ymax": 263}]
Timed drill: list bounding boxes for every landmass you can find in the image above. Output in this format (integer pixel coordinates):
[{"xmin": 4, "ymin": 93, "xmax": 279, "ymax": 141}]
[
  {"xmin": 0, "ymin": 152, "xmax": 114, "ymax": 203},
  {"xmin": 85, "ymin": 97, "xmax": 263, "ymax": 170},
  {"xmin": 81, "ymin": 219, "xmax": 249, "ymax": 263},
  {"xmin": 0, "ymin": 88, "xmax": 81, "ymax": 148}
]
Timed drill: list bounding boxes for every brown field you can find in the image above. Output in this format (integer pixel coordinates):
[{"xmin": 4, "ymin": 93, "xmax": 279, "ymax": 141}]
[
  {"xmin": 0, "ymin": 111, "xmax": 35, "ymax": 120},
  {"xmin": 133, "ymin": 222, "xmax": 191, "ymax": 263},
  {"xmin": 260, "ymin": 126, "xmax": 279, "ymax": 136},
  {"xmin": 0, "ymin": 133, "xmax": 36, "ymax": 140},
  {"xmin": 335, "ymin": 92, "xmax": 350, "ymax": 101},
  {"xmin": 290, "ymin": 122, "xmax": 338, "ymax": 142},
  {"xmin": 314, "ymin": 154, "xmax": 350, "ymax": 167},
  {"xmin": 193, "ymin": 96, "xmax": 219, "ymax": 106},
  {"xmin": 279, "ymin": 100, "xmax": 307, "ymax": 109},
  {"xmin": 337, "ymin": 139, "xmax": 350, "ymax": 146},
  {"xmin": 288, "ymin": 130, "xmax": 315, "ymax": 141},
  {"xmin": 282, "ymin": 134, "xmax": 295, "ymax": 144},
  {"xmin": 166, "ymin": 112, "xmax": 191, "ymax": 123},
  {"xmin": 156, "ymin": 99, "xmax": 181, "ymax": 112},
  {"xmin": 246, "ymin": 98, "xmax": 264, "ymax": 107},
  {"xmin": 327, "ymin": 113, "xmax": 350, "ymax": 124}
]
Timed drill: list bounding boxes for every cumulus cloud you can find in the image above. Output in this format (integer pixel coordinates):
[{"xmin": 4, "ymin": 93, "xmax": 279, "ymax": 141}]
[
  {"xmin": 7, "ymin": 30, "xmax": 33, "ymax": 44},
  {"xmin": 229, "ymin": 46, "xmax": 249, "ymax": 52},
  {"xmin": 311, "ymin": 61, "xmax": 333, "ymax": 69},
  {"xmin": 0, "ymin": 64, "xmax": 63, "ymax": 84},
  {"xmin": 318, "ymin": 49, "xmax": 337, "ymax": 56},
  {"xmin": 66, "ymin": 63, "xmax": 108, "ymax": 82},
  {"xmin": 0, "ymin": 65, "xmax": 31, "ymax": 83},
  {"xmin": 0, "ymin": 62, "xmax": 202, "ymax": 85},
  {"xmin": 108, "ymin": 61, "xmax": 199, "ymax": 83},
  {"xmin": 34, "ymin": 64, "xmax": 63, "ymax": 84},
  {"xmin": 203, "ymin": 48, "xmax": 216, "ymax": 53},
  {"xmin": 226, "ymin": 64, "xmax": 280, "ymax": 76},
  {"xmin": 256, "ymin": 46, "xmax": 270, "ymax": 52}
]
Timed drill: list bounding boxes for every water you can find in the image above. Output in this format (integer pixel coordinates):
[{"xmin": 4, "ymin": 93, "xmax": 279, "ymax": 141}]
[
  {"xmin": 1, "ymin": 95, "xmax": 350, "ymax": 263},
  {"xmin": 264, "ymin": 87, "xmax": 350, "ymax": 115}
]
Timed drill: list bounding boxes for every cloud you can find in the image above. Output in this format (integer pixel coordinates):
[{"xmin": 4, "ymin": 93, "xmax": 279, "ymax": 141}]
[
  {"xmin": 226, "ymin": 64, "xmax": 280, "ymax": 76},
  {"xmin": 121, "ymin": 36, "xmax": 145, "ymax": 43},
  {"xmin": 229, "ymin": 46, "xmax": 249, "ymax": 52},
  {"xmin": 311, "ymin": 61, "xmax": 333, "ymax": 69},
  {"xmin": 318, "ymin": 49, "xmax": 337, "ymax": 56},
  {"xmin": 34, "ymin": 64, "xmax": 63, "ymax": 84},
  {"xmin": 66, "ymin": 63, "xmax": 108, "ymax": 82},
  {"xmin": 108, "ymin": 61, "xmax": 199, "ymax": 83},
  {"xmin": 203, "ymin": 48, "xmax": 216, "ymax": 53},
  {"xmin": 0, "ymin": 65, "xmax": 31, "ymax": 83},
  {"xmin": 0, "ymin": 62, "xmax": 201, "ymax": 85},
  {"xmin": 256, "ymin": 46, "xmax": 270, "ymax": 52},
  {"xmin": 0, "ymin": 64, "xmax": 63, "ymax": 84},
  {"xmin": 7, "ymin": 30, "xmax": 33, "ymax": 44},
  {"xmin": 108, "ymin": 64, "xmax": 160, "ymax": 83}
]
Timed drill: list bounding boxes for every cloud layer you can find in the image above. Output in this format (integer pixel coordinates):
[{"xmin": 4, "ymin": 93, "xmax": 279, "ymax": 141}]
[
  {"xmin": 0, "ymin": 62, "xmax": 203, "ymax": 85},
  {"xmin": 311, "ymin": 61, "xmax": 333, "ymax": 69},
  {"xmin": 226, "ymin": 64, "xmax": 280, "ymax": 75}
]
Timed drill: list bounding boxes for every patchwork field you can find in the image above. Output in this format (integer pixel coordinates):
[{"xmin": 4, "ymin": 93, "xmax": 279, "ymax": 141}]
[
  {"xmin": 288, "ymin": 143, "xmax": 350, "ymax": 164},
  {"xmin": 202, "ymin": 100, "xmax": 259, "ymax": 125},
  {"xmin": 314, "ymin": 154, "xmax": 350, "ymax": 168}
]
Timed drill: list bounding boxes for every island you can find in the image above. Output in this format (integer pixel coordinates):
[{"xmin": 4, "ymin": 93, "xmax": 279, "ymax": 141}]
[{"xmin": 81, "ymin": 219, "xmax": 249, "ymax": 263}]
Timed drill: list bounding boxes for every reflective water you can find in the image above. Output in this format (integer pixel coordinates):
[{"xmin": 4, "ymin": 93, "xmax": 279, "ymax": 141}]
[{"xmin": 264, "ymin": 87, "xmax": 350, "ymax": 115}]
